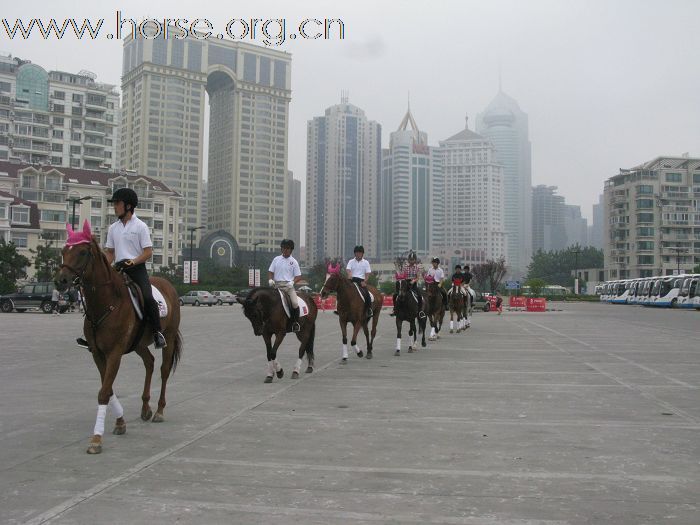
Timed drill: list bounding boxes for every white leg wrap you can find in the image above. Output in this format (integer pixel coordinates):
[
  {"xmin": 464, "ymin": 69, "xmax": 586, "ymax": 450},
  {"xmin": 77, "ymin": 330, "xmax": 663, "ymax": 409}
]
[
  {"xmin": 108, "ymin": 394, "xmax": 124, "ymax": 419},
  {"xmin": 266, "ymin": 361, "xmax": 275, "ymax": 376},
  {"xmin": 354, "ymin": 344, "xmax": 361, "ymax": 354},
  {"xmin": 294, "ymin": 358, "xmax": 302, "ymax": 373},
  {"xmin": 430, "ymin": 327, "xmax": 436, "ymax": 338},
  {"xmin": 342, "ymin": 344, "xmax": 348, "ymax": 359},
  {"xmin": 396, "ymin": 338, "xmax": 401, "ymax": 350},
  {"xmin": 273, "ymin": 360, "xmax": 281, "ymax": 372},
  {"xmin": 93, "ymin": 404, "xmax": 107, "ymax": 436},
  {"xmin": 450, "ymin": 320, "xmax": 454, "ymax": 330}
]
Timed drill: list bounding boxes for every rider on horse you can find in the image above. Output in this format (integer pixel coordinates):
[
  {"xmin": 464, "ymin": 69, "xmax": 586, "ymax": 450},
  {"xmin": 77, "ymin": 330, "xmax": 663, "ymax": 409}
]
[
  {"xmin": 449, "ymin": 264, "xmax": 468, "ymax": 297},
  {"xmin": 426, "ymin": 257, "xmax": 448, "ymax": 307},
  {"xmin": 346, "ymin": 245, "xmax": 373, "ymax": 319},
  {"xmin": 76, "ymin": 187, "xmax": 166, "ymax": 349},
  {"xmin": 268, "ymin": 239, "xmax": 302, "ymax": 332},
  {"xmin": 391, "ymin": 250, "xmax": 425, "ymax": 317}
]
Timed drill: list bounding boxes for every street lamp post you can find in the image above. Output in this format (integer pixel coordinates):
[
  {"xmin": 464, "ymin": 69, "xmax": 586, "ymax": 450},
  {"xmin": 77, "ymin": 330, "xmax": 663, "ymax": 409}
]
[
  {"xmin": 252, "ymin": 241, "xmax": 264, "ymax": 287},
  {"xmin": 188, "ymin": 226, "xmax": 205, "ymax": 285},
  {"xmin": 670, "ymin": 247, "xmax": 686, "ymax": 275},
  {"xmin": 66, "ymin": 196, "xmax": 92, "ymax": 230},
  {"xmin": 571, "ymin": 247, "xmax": 581, "ymax": 294}
]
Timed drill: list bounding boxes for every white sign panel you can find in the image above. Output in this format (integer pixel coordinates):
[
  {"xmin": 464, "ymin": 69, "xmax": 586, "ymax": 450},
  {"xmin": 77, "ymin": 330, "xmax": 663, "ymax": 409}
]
[
  {"xmin": 183, "ymin": 261, "xmax": 191, "ymax": 284},
  {"xmin": 191, "ymin": 261, "xmax": 199, "ymax": 284}
]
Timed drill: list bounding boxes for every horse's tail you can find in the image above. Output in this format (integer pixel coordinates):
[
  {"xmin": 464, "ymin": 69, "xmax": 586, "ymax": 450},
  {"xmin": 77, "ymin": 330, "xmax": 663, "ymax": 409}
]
[
  {"xmin": 171, "ymin": 330, "xmax": 183, "ymax": 373},
  {"xmin": 305, "ymin": 323, "xmax": 316, "ymax": 363}
]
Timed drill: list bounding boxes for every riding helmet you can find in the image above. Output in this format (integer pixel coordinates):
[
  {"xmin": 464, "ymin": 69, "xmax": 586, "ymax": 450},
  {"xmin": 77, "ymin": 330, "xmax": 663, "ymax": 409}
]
[
  {"xmin": 107, "ymin": 187, "xmax": 138, "ymax": 209},
  {"xmin": 431, "ymin": 257, "xmax": 440, "ymax": 264},
  {"xmin": 407, "ymin": 250, "xmax": 417, "ymax": 261},
  {"xmin": 280, "ymin": 239, "xmax": 295, "ymax": 250},
  {"xmin": 354, "ymin": 245, "xmax": 365, "ymax": 253}
]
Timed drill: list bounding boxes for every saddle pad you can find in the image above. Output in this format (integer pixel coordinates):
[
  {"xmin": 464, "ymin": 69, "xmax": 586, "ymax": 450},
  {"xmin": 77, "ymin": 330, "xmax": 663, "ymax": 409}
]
[
  {"xmin": 277, "ymin": 289, "xmax": 309, "ymax": 318},
  {"xmin": 128, "ymin": 285, "xmax": 168, "ymax": 320},
  {"xmin": 353, "ymin": 282, "xmax": 374, "ymax": 304}
]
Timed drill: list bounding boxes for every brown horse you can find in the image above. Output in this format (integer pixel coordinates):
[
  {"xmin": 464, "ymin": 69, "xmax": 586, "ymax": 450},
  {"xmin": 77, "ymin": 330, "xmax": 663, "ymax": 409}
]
[
  {"xmin": 320, "ymin": 273, "xmax": 382, "ymax": 362},
  {"xmin": 448, "ymin": 285, "xmax": 466, "ymax": 333},
  {"xmin": 423, "ymin": 281, "xmax": 445, "ymax": 341},
  {"xmin": 237, "ymin": 287, "xmax": 317, "ymax": 382},
  {"xmin": 54, "ymin": 222, "xmax": 182, "ymax": 455}
]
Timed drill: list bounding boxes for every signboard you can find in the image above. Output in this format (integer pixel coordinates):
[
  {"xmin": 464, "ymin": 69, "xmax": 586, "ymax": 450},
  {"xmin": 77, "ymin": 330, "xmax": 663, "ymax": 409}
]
[
  {"xmin": 190, "ymin": 261, "xmax": 199, "ymax": 284},
  {"xmin": 382, "ymin": 295, "xmax": 394, "ymax": 307},
  {"xmin": 183, "ymin": 261, "xmax": 190, "ymax": 284},
  {"xmin": 249, "ymin": 269, "xmax": 261, "ymax": 287},
  {"xmin": 254, "ymin": 269, "xmax": 260, "ymax": 287},
  {"xmin": 509, "ymin": 296, "xmax": 527, "ymax": 308},
  {"xmin": 505, "ymin": 280, "xmax": 521, "ymax": 290},
  {"xmin": 183, "ymin": 261, "xmax": 199, "ymax": 284},
  {"xmin": 486, "ymin": 295, "xmax": 499, "ymax": 311},
  {"xmin": 526, "ymin": 297, "xmax": 547, "ymax": 312}
]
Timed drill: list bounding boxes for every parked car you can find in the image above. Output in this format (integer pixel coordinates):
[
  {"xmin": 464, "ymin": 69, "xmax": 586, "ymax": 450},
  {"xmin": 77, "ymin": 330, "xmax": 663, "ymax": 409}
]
[
  {"xmin": 0, "ymin": 282, "xmax": 68, "ymax": 313},
  {"xmin": 233, "ymin": 288, "xmax": 254, "ymax": 301},
  {"xmin": 212, "ymin": 290, "xmax": 236, "ymax": 305},
  {"xmin": 472, "ymin": 292, "xmax": 492, "ymax": 312},
  {"xmin": 179, "ymin": 290, "xmax": 217, "ymax": 306}
]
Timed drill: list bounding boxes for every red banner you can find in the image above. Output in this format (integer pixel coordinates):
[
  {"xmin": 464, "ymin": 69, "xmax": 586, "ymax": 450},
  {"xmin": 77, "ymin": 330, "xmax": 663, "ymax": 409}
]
[
  {"xmin": 382, "ymin": 296, "xmax": 394, "ymax": 307},
  {"xmin": 526, "ymin": 297, "xmax": 547, "ymax": 312},
  {"xmin": 509, "ymin": 296, "xmax": 527, "ymax": 308}
]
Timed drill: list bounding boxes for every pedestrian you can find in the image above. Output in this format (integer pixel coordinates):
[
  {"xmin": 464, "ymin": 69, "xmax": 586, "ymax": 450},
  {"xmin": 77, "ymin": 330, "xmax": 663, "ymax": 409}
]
[
  {"xmin": 51, "ymin": 287, "xmax": 61, "ymax": 315},
  {"xmin": 495, "ymin": 291, "xmax": 503, "ymax": 315}
]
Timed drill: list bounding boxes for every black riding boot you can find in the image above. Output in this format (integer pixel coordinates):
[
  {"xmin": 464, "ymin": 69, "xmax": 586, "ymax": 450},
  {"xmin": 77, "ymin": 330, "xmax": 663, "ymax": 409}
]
[
  {"xmin": 291, "ymin": 307, "xmax": 301, "ymax": 332},
  {"xmin": 390, "ymin": 293, "xmax": 398, "ymax": 316}
]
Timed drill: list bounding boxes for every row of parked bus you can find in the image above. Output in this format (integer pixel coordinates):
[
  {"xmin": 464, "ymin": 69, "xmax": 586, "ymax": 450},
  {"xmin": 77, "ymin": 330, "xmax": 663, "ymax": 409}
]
[{"xmin": 597, "ymin": 274, "xmax": 700, "ymax": 309}]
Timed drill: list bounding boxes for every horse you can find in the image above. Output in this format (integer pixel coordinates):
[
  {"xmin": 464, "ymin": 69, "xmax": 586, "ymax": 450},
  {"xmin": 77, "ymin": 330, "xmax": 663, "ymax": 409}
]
[
  {"xmin": 394, "ymin": 278, "xmax": 426, "ymax": 355},
  {"xmin": 448, "ymin": 284, "xmax": 466, "ymax": 333},
  {"xmin": 237, "ymin": 287, "xmax": 317, "ymax": 382},
  {"xmin": 54, "ymin": 221, "xmax": 182, "ymax": 455},
  {"xmin": 320, "ymin": 272, "xmax": 383, "ymax": 362},
  {"xmin": 423, "ymin": 279, "xmax": 445, "ymax": 341}
]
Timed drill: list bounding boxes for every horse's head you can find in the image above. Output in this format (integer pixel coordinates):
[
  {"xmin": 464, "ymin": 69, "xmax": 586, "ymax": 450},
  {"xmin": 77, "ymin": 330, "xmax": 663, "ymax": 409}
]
[
  {"xmin": 320, "ymin": 272, "xmax": 340, "ymax": 298},
  {"xmin": 237, "ymin": 291, "xmax": 265, "ymax": 336},
  {"xmin": 55, "ymin": 221, "xmax": 99, "ymax": 291},
  {"xmin": 397, "ymin": 278, "xmax": 410, "ymax": 297}
]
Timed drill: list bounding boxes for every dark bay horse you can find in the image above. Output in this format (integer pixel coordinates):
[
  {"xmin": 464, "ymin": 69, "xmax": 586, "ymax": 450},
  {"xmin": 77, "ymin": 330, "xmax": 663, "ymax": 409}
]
[
  {"xmin": 448, "ymin": 285, "xmax": 466, "ymax": 333},
  {"xmin": 394, "ymin": 279, "xmax": 426, "ymax": 355},
  {"xmin": 320, "ymin": 273, "xmax": 383, "ymax": 362},
  {"xmin": 423, "ymin": 281, "xmax": 445, "ymax": 341},
  {"xmin": 237, "ymin": 287, "xmax": 317, "ymax": 382},
  {"xmin": 55, "ymin": 222, "xmax": 182, "ymax": 455}
]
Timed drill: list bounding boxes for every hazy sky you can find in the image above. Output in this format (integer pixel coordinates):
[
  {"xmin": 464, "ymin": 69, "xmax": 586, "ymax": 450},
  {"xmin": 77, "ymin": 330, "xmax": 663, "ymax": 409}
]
[{"xmin": 3, "ymin": 0, "xmax": 700, "ymax": 225}]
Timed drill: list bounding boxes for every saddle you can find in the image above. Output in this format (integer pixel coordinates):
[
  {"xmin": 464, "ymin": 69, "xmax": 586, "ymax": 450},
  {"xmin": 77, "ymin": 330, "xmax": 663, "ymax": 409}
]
[
  {"xmin": 122, "ymin": 274, "xmax": 168, "ymax": 320},
  {"xmin": 352, "ymin": 282, "xmax": 374, "ymax": 304},
  {"xmin": 277, "ymin": 289, "xmax": 309, "ymax": 319}
]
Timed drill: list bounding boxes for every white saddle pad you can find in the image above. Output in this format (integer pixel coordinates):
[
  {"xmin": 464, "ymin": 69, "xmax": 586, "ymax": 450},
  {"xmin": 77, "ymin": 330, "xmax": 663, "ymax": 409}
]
[
  {"xmin": 277, "ymin": 289, "xmax": 309, "ymax": 318},
  {"xmin": 128, "ymin": 285, "xmax": 168, "ymax": 320},
  {"xmin": 353, "ymin": 282, "xmax": 374, "ymax": 304}
]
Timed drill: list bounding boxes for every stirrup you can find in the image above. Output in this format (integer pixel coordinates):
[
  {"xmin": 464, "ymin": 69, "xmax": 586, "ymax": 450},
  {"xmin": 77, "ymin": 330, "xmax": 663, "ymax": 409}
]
[
  {"xmin": 291, "ymin": 322, "xmax": 301, "ymax": 332},
  {"xmin": 76, "ymin": 337, "xmax": 89, "ymax": 349},
  {"xmin": 154, "ymin": 331, "xmax": 167, "ymax": 348}
]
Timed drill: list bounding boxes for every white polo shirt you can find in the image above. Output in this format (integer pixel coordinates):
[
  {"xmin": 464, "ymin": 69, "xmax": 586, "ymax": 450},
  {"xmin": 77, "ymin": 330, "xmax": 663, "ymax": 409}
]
[
  {"xmin": 105, "ymin": 214, "xmax": 152, "ymax": 261},
  {"xmin": 346, "ymin": 258, "xmax": 372, "ymax": 279},
  {"xmin": 427, "ymin": 267, "xmax": 445, "ymax": 282},
  {"xmin": 269, "ymin": 255, "xmax": 301, "ymax": 282}
]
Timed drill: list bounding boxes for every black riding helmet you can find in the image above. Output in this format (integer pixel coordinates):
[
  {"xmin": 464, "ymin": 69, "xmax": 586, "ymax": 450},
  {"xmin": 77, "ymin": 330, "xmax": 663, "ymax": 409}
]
[
  {"xmin": 280, "ymin": 239, "xmax": 295, "ymax": 250},
  {"xmin": 407, "ymin": 250, "xmax": 417, "ymax": 261},
  {"xmin": 107, "ymin": 187, "xmax": 138, "ymax": 211},
  {"xmin": 354, "ymin": 245, "xmax": 365, "ymax": 253},
  {"xmin": 431, "ymin": 257, "xmax": 440, "ymax": 264}
]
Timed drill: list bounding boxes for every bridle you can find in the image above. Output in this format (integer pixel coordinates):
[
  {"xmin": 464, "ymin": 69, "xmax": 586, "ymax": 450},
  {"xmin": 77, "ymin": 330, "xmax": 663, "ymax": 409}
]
[{"xmin": 59, "ymin": 245, "xmax": 94, "ymax": 287}]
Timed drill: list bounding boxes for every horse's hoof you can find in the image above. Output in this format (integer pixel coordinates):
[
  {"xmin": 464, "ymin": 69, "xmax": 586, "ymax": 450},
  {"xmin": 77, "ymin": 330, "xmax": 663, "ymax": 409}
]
[
  {"xmin": 276, "ymin": 368, "xmax": 284, "ymax": 379},
  {"xmin": 112, "ymin": 424, "xmax": 126, "ymax": 435},
  {"xmin": 394, "ymin": 350, "xmax": 400, "ymax": 356},
  {"xmin": 356, "ymin": 351, "xmax": 364, "ymax": 358},
  {"xmin": 305, "ymin": 366, "xmax": 313, "ymax": 374},
  {"xmin": 264, "ymin": 376, "xmax": 273, "ymax": 383},
  {"xmin": 422, "ymin": 342, "xmax": 427, "ymax": 348},
  {"xmin": 152, "ymin": 413, "xmax": 164, "ymax": 423},
  {"xmin": 408, "ymin": 347, "xmax": 414, "ymax": 353},
  {"xmin": 341, "ymin": 358, "xmax": 348, "ymax": 364},
  {"xmin": 86, "ymin": 442, "xmax": 102, "ymax": 455},
  {"xmin": 141, "ymin": 409, "xmax": 152, "ymax": 421},
  {"xmin": 292, "ymin": 371, "xmax": 299, "ymax": 379},
  {"xmin": 449, "ymin": 329, "xmax": 454, "ymax": 334},
  {"xmin": 366, "ymin": 352, "xmax": 373, "ymax": 360}
]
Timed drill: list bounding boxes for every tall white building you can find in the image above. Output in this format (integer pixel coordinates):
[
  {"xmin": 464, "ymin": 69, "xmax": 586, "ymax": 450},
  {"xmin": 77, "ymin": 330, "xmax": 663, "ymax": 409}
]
[
  {"xmin": 0, "ymin": 54, "xmax": 119, "ymax": 170},
  {"xmin": 380, "ymin": 106, "xmax": 443, "ymax": 261},
  {"xmin": 120, "ymin": 37, "xmax": 291, "ymax": 254},
  {"xmin": 476, "ymin": 90, "xmax": 532, "ymax": 278},
  {"xmin": 306, "ymin": 95, "xmax": 381, "ymax": 263},
  {"xmin": 437, "ymin": 117, "xmax": 506, "ymax": 262}
]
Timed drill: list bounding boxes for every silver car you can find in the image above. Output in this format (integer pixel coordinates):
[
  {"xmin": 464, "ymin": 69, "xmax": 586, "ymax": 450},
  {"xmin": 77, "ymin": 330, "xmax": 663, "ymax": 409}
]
[
  {"xmin": 212, "ymin": 290, "xmax": 236, "ymax": 305},
  {"xmin": 179, "ymin": 290, "xmax": 217, "ymax": 307}
]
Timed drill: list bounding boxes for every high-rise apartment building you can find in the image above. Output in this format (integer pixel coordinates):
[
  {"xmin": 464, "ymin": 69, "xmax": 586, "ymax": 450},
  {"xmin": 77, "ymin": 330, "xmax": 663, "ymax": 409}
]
[
  {"xmin": 476, "ymin": 90, "xmax": 532, "ymax": 277},
  {"xmin": 604, "ymin": 156, "xmax": 700, "ymax": 279},
  {"xmin": 532, "ymin": 185, "xmax": 566, "ymax": 253},
  {"xmin": 120, "ymin": 37, "xmax": 291, "ymax": 253},
  {"xmin": 436, "ymin": 118, "xmax": 506, "ymax": 261},
  {"xmin": 380, "ymin": 107, "xmax": 443, "ymax": 261},
  {"xmin": 306, "ymin": 95, "xmax": 381, "ymax": 263},
  {"xmin": 287, "ymin": 171, "xmax": 301, "ymax": 248},
  {"xmin": 0, "ymin": 54, "xmax": 119, "ymax": 170}
]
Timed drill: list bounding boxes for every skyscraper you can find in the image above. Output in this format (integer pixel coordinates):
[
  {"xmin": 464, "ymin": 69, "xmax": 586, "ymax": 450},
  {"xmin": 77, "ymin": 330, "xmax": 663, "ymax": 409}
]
[
  {"xmin": 120, "ymin": 37, "xmax": 291, "ymax": 254},
  {"xmin": 563, "ymin": 204, "xmax": 588, "ymax": 248},
  {"xmin": 286, "ymin": 171, "xmax": 301, "ymax": 247},
  {"xmin": 306, "ymin": 95, "xmax": 381, "ymax": 263},
  {"xmin": 476, "ymin": 90, "xmax": 532, "ymax": 278},
  {"xmin": 380, "ymin": 106, "xmax": 443, "ymax": 261},
  {"xmin": 437, "ymin": 117, "xmax": 506, "ymax": 262},
  {"xmin": 589, "ymin": 193, "xmax": 604, "ymax": 250},
  {"xmin": 532, "ymin": 185, "xmax": 566, "ymax": 253}
]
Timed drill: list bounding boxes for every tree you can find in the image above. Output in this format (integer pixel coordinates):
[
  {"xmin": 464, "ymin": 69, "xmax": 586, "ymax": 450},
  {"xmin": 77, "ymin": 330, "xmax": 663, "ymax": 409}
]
[
  {"xmin": 306, "ymin": 261, "xmax": 329, "ymax": 292},
  {"xmin": 472, "ymin": 257, "xmax": 508, "ymax": 292},
  {"xmin": 32, "ymin": 242, "xmax": 62, "ymax": 282},
  {"xmin": 525, "ymin": 278, "xmax": 546, "ymax": 297},
  {"xmin": 526, "ymin": 245, "xmax": 603, "ymax": 287},
  {"xmin": 0, "ymin": 240, "xmax": 31, "ymax": 294}
]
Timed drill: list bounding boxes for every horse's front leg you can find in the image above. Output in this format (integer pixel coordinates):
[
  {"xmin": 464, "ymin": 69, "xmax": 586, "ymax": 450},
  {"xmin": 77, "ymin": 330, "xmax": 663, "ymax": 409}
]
[
  {"xmin": 269, "ymin": 332, "xmax": 286, "ymax": 381},
  {"xmin": 136, "ymin": 345, "xmax": 155, "ymax": 421},
  {"xmin": 407, "ymin": 319, "xmax": 417, "ymax": 353},
  {"xmin": 366, "ymin": 305, "xmax": 379, "ymax": 358},
  {"xmin": 340, "ymin": 316, "xmax": 349, "ymax": 362},
  {"xmin": 395, "ymin": 317, "xmax": 402, "ymax": 356},
  {"xmin": 88, "ymin": 352, "xmax": 123, "ymax": 454},
  {"xmin": 263, "ymin": 332, "xmax": 275, "ymax": 383},
  {"xmin": 351, "ymin": 321, "xmax": 363, "ymax": 358}
]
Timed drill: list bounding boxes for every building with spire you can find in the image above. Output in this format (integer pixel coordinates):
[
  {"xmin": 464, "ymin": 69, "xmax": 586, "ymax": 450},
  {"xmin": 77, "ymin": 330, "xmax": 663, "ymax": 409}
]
[
  {"xmin": 476, "ymin": 89, "xmax": 532, "ymax": 278},
  {"xmin": 305, "ymin": 93, "xmax": 381, "ymax": 263},
  {"xmin": 379, "ymin": 103, "xmax": 443, "ymax": 261},
  {"xmin": 435, "ymin": 116, "xmax": 506, "ymax": 264}
]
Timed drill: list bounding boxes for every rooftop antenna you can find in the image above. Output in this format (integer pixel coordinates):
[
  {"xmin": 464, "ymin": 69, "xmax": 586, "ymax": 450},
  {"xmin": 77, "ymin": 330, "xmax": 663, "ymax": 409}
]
[
  {"xmin": 465, "ymin": 113, "xmax": 469, "ymax": 130},
  {"xmin": 340, "ymin": 89, "xmax": 349, "ymax": 104}
]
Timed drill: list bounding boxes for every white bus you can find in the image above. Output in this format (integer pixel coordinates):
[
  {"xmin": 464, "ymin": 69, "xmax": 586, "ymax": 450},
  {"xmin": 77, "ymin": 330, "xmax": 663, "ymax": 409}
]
[{"xmin": 676, "ymin": 274, "xmax": 700, "ymax": 309}]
